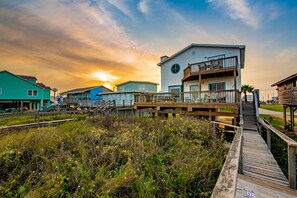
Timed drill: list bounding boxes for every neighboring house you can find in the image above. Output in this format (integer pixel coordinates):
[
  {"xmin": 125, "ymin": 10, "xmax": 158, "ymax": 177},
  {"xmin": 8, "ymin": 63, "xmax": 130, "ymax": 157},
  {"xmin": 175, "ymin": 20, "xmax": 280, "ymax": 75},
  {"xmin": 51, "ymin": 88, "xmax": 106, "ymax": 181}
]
[
  {"xmin": 0, "ymin": 70, "xmax": 51, "ymax": 111},
  {"xmin": 60, "ymin": 86, "xmax": 113, "ymax": 107},
  {"xmin": 99, "ymin": 81, "xmax": 158, "ymax": 107},
  {"xmin": 271, "ymin": 73, "xmax": 297, "ymax": 131},
  {"xmin": 134, "ymin": 43, "xmax": 246, "ymax": 123}
]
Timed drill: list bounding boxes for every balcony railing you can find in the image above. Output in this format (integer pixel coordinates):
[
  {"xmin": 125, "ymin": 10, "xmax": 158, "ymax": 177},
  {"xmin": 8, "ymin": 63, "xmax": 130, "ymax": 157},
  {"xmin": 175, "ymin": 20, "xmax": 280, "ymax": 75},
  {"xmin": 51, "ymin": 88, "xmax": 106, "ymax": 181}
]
[
  {"xmin": 184, "ymin": 56, "xmax": 238, "ymax": 79},
  {"xmin": 135, "ymin": 90, "xmax": 240, "ymax": 105}
]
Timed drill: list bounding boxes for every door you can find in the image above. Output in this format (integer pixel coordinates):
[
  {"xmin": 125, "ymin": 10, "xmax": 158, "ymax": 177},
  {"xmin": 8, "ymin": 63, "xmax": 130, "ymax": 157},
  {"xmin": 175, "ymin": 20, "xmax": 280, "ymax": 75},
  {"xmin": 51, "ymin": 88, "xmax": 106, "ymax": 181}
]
[
  {"xmin": 168, "ymin": 86, "xmax": 182, "ymax": 101},
  {"xmin": 190, "ymin": 85, "xmax": 200, "ymax": 102}
]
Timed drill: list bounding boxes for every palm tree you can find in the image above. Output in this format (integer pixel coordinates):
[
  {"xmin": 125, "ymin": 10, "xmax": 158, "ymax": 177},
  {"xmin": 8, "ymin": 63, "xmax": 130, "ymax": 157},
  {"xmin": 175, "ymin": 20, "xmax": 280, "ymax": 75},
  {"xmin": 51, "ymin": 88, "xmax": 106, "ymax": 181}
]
[
  {"xmin": 52, "ymin": 88, "xmax": 57, "ymax": 100},
  {"xmin": 241, "ymin": 84, "xmax": 254, "ymax": 102}
]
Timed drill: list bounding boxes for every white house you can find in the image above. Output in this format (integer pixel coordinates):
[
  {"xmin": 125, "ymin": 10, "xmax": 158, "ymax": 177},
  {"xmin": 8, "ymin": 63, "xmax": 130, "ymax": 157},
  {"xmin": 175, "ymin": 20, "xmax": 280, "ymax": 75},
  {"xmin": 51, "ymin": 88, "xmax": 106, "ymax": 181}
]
[{"xmin": 158, "ymin": 44, "xmax": 245, "ymax": 94}]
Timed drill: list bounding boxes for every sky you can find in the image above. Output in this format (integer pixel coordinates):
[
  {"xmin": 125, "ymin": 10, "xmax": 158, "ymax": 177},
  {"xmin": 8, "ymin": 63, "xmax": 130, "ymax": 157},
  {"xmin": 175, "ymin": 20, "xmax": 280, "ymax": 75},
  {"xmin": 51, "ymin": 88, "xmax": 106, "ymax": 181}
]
[{"xmin": 0, "ymin": 0, "xmax": 297, "ymax": 99}]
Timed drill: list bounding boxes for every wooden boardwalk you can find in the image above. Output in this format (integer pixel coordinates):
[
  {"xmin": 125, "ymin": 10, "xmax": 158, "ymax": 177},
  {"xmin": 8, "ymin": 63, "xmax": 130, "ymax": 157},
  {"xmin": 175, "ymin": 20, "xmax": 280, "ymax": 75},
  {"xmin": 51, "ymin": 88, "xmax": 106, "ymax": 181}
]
[{"xmin": 235, "ymin": 103, "xmax": 297, "ymax": 198}]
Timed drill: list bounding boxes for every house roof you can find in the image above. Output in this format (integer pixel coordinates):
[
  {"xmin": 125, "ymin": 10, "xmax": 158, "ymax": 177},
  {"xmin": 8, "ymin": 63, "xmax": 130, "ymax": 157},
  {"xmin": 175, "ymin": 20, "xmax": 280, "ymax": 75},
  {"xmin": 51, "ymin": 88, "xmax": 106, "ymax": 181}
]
[
  {"xmin": 271, "ymin": 73, "xmax": 297, "ymax": 87},
  {"xmin": 0, "ymin": 70, "xmax": 51, "ymax": 90},
  {"xmin": 116, "ymin": 81, "xmax": 159, "ymax": 87},
  {"xmin": 60, "ymin": 85, "xmax": 113, "ymax": 95},
  {"xmin": 157, "ymin": 43, "xmax": 246, "ymax": 66},
  {"xmin": 98, "ymin": 91, "xmax": 147, "ymax": 96},
  {"xmin": 17, "ymin": 75, "xmax": 37, "ymax": 81},
  {"xmin": 36, "ymin": 83, "xmax": 51, "ymax": 90}
]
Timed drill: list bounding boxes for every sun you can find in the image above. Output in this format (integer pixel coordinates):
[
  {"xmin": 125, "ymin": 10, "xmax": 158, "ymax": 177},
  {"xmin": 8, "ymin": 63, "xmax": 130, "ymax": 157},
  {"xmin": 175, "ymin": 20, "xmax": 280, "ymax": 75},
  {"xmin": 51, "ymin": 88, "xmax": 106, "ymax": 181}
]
[{"xmin": 91, "ymin": 71, "xmax": 118, "ymax": 82}]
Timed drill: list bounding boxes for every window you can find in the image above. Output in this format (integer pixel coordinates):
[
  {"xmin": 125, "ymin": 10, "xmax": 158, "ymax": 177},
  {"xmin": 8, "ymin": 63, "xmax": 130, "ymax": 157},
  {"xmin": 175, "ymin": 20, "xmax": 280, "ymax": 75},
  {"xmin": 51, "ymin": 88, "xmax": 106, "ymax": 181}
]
[
  {"xmin": 171, "ymin": 64, "xmax": 180, "ymax": 74},
  {"xmin": 209, "ymin": 83, "xmax": 225, "ymax": 91},
  {"xmin": 28, "ymin": 90, "xmax": 38, "ymax": 96},
  {"xmin": 138, "ymin": 84, "xmax": 145, "ymax": 91}
]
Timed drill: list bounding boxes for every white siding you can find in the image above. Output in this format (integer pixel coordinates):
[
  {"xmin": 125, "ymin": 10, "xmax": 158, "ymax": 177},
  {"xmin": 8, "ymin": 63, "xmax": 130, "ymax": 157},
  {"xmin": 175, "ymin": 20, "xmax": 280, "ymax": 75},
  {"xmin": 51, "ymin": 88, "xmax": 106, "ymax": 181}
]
[
  {"xmin": 183, "ymin": 76, "xmax": 240, "ymax": 92},
  {"xmin": 160, "ymin": 46, "xmax": 242, "ymax": 92}
]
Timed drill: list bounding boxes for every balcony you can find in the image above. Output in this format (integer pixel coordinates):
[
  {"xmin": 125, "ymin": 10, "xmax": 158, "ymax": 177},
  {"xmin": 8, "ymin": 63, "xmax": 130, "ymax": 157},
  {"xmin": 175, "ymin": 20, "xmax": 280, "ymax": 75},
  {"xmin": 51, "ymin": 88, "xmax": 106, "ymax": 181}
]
[{"xmin": 183, "ymin": 56, "xmax": 238, "ymax": 81}]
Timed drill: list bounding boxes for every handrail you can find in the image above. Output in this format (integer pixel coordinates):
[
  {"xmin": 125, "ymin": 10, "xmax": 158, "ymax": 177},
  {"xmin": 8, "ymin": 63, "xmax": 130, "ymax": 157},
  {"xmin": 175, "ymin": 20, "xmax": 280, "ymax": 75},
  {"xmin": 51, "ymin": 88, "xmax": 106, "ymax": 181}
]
[
  {"xmin": 184, "ymin": 56, "xmax": 238, "ymax": 71},
  {"xmin": 257, "ymin": 116, "xmax": 297, "ymax": 189},
  {"xmin": 134, "ymin": 90, "xmax": 240, "ymax": 104},
  {"xmin": 253, "ymin": 91, "xmax": 259, "ymax": 118},
  {"xmin": 211, "ymin": 122, "xmax": 243, "ymax": 198},
  {"xmin": 258, "ymin": 117, "xmax": 297, "ymax": 147}
]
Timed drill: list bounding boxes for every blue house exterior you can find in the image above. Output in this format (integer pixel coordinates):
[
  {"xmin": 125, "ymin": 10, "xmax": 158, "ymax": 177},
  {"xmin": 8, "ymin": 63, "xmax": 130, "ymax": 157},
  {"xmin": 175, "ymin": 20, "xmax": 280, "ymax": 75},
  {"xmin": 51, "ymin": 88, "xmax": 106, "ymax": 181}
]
[
  {"xmin": 60, "ymin": 85, "xmax": 113, "ymax": 103},
  {"xmin": 99, "ymin": 81, "xmax": 158, "ymax": 107},
  {"xmin": 117, "ymin": 81, "xmax": 158, "ymax": 93}
]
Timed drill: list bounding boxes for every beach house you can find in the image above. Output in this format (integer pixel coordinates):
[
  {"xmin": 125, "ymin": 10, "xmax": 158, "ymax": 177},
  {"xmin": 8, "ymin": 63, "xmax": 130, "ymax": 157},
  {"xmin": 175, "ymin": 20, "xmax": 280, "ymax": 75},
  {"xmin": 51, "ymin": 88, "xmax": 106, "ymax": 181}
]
[
  {"xmin": 0, "ymin": 70, "xmax": 51, "ymax": 111},
  {"xmin": 134, "ymin": 44, "xmax": 246, "ymax": 123}
]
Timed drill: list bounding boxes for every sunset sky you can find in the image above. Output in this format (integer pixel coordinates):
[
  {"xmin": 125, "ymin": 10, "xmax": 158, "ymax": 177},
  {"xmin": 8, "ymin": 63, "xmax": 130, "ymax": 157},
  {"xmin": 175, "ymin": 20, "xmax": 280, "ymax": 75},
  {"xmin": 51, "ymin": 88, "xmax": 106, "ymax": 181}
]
[{"xmin": 0, "ymin": 0, "xmax": 296, "ymax": 99}]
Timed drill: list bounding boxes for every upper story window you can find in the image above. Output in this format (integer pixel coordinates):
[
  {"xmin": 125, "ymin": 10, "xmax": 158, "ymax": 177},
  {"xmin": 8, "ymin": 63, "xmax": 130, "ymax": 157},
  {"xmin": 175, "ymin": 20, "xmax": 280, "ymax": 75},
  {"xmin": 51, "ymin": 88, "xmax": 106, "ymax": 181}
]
[
  {"xmin": 171, "ymin": 64, "xmax": 180, "ymax": 74},
  {"xmin": 138, "ymin": 84, "xmax": 145, "ymax": 91},
  {"xmin": 209, "ymin": 82, "xmax": 225, "ymax": 91},
  {"xmin": 28, "ymin": 90, "xmax": 38, "ymax": 96}
]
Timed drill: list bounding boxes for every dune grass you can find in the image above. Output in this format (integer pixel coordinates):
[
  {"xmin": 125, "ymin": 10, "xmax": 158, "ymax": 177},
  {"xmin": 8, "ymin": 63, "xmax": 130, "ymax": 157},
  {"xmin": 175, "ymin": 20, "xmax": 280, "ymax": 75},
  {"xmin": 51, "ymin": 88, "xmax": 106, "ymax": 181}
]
[
  {"xmin": 0, "ymin": 114, "xmax": 82, "ymax": 126},
  {"xmin": 0, "ymin": 116, "xmax": 228, "ymax": 197}
]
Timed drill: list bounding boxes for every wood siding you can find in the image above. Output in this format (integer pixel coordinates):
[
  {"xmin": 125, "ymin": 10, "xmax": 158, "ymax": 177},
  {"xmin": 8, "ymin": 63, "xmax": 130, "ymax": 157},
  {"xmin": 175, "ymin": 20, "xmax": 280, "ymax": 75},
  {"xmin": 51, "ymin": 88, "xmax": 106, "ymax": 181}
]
[{"xmin": 277, "ymin": 86, "xmax": 297, "ymax": 106}]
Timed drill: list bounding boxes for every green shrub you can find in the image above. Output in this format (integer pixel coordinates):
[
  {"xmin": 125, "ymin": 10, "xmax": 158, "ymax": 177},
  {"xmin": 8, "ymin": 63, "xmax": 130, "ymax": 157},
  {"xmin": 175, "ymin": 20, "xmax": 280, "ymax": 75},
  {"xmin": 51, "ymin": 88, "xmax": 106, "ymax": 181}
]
[{"xmin": 0, "ymin": 116, "xmax": 227, "ymax": 197}]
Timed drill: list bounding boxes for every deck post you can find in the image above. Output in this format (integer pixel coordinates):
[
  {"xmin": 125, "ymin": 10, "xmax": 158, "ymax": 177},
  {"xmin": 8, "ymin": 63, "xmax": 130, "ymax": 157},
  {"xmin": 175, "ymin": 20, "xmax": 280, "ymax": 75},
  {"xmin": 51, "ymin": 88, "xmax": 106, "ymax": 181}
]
[
  {"xmin": 290, "ymin": 107, "xmax": 294, "ymax": 131},
  {"xmin": 283, "ymin": 106, "xmax": 287, "ymax": 128},
  {"xmin": 267, "ymin": 129, "xmax": 271, "ymax": 150},
  {"xmin": 288, "ymin": 145, "xmax": 296, "ymax": 189}
]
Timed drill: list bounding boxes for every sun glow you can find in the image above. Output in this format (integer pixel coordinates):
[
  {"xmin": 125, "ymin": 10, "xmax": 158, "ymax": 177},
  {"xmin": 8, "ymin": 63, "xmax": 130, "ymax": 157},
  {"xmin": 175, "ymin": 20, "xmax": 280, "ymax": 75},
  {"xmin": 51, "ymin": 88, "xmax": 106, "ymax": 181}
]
[{"xmin": 91, "ymin": 71, "xmax": 118, "ymax": 82}]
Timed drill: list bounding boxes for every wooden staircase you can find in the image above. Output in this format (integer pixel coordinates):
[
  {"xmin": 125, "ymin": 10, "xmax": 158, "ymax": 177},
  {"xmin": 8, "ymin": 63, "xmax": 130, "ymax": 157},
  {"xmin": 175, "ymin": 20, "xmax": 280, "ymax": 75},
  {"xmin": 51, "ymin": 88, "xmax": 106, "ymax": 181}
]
[{"xmin": 93, "ymin": 100, "xmax": 115, "ymax": 115}]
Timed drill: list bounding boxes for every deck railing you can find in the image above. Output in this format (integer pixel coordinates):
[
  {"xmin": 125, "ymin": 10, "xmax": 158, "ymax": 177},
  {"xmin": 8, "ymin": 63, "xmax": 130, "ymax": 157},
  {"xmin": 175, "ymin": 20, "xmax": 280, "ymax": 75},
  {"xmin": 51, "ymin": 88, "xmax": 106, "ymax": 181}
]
[
  {"xmin": 134, "ymin": 90, "xmax": 240, "ymax": 104},
  {"xmin": 211, "ymin": 122, "xmax": 243, "ymax": 197},
  {"xmin": 253, "ymin": 91, "xmax": 297, "ymax": 189},
  {"xmin": 184, "ymin": 56, "xmax": 238, "ymax": 78}
]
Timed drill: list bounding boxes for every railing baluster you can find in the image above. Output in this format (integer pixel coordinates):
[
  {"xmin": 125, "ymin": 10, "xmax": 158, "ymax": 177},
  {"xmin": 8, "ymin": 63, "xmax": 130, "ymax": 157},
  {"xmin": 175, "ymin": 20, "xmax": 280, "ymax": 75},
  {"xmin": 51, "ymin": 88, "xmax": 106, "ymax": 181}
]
[
  {"xmin": 288, "ymin": 145, "xmax": 296, "ymax": 189},
  {"xmin": 267, "ymin": 128, "xmax": 271, "ymax": 150}
]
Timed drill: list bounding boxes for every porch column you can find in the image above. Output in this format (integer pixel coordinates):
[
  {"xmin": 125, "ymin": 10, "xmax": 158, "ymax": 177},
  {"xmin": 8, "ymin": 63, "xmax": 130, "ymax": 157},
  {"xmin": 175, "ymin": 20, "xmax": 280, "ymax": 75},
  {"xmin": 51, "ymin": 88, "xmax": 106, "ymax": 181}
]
[
  {"xmin": 234, "ymin": 70, "xmax": 237, "ymax": 103},
  {"xmin": 283, "ymin": 106, "xmax": 287, "ymax": 127},
  {"xmin": 29, "ymin": 102, "xmax": 32, "ymax": 110},
  {"xmin": 290, "ymin": 107, "xmax": 294, "ymax": 131},
  {"xmin": 199, "ymin": 74, "xmax": 201, "ymax": 100},
  {"xmin": 21, "ymin": 101, "xmax": 23, "ymax": 112}
]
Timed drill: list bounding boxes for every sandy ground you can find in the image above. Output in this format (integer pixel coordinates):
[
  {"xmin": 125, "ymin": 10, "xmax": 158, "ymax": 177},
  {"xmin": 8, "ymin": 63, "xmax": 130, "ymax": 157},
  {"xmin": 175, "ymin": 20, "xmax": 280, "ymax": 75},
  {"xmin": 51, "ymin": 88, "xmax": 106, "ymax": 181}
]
[{"xmin": 259, "ymin": 108, "xmax": 297, "ymax": 123}]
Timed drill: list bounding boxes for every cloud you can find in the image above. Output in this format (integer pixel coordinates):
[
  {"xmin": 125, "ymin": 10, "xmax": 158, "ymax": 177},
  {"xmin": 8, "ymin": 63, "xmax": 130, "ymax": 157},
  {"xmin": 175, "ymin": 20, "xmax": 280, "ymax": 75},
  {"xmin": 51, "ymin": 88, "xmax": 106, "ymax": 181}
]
[
  {"xmin": 0, "ymin": 0, "xmax": 160, "ymax": 92},
  {"xmin": 138, "ymin": 0, "xmax": 150, "ymax": 14},
  {"xmin": 207, "ymin": 0, "xmax": 260, "ymax": 28}
]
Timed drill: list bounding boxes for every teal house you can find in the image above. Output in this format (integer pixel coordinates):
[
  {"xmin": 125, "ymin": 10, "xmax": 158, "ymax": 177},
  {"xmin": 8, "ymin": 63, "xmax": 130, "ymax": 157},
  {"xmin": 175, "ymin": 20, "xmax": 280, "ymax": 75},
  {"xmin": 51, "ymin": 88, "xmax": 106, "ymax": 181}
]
[
  {"xmin": 99, "ymin": 81, "xmax": 158, "ymax": 106},
  {"xmin": 0, "ymin": 70, "xmax": 51, "ymax": 111}
]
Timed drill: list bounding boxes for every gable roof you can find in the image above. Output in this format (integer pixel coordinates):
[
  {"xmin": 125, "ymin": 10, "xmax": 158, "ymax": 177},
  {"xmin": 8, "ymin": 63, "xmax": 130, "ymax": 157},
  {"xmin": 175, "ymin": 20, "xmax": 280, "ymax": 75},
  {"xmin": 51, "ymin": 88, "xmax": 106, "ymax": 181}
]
[
  {"xmin": 157, "ymin": 43, "xmax": 246, "ymax": 66},
  {"xmin": 60, "ymin": 85, "xmax": 113, "ymax": 95},
  {"xmin": 0, "ymin": 70, "xmax": 49, "ymax": 90},
  {"xmin": 36, "ymin": 83, "xmax": 51, "ymax": 90},
  {"xmin": 17, "ymin": 75, "xmax": 37, "ymax": 81},
  {"xmin": 116, "ymin": 81, "xmax": 159, "ymax": 87},
  {"xmin": 271, "ymin": 73, "xmax": 297, "ymax": 87}
]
